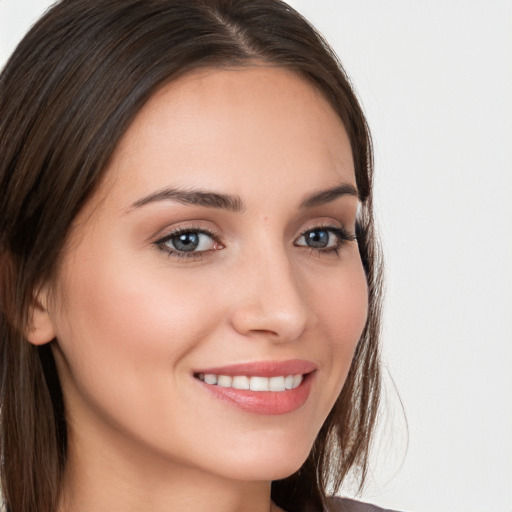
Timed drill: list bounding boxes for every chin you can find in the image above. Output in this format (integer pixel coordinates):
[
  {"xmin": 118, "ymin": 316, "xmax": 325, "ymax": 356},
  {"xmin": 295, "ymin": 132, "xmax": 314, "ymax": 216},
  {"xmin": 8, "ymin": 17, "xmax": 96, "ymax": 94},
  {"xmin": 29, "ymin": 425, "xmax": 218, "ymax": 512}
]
[{"xmin": 209, "ymin": 437, "xmax": 314, "ymax": 482}]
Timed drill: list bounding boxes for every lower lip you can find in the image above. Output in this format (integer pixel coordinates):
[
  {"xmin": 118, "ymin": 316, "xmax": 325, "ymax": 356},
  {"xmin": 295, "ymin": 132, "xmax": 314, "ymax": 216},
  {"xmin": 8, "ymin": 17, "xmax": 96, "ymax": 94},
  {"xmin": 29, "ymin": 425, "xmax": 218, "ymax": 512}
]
[{"xmin": 196, "ymin": 373, "xmax": 314, "ymax": 415}]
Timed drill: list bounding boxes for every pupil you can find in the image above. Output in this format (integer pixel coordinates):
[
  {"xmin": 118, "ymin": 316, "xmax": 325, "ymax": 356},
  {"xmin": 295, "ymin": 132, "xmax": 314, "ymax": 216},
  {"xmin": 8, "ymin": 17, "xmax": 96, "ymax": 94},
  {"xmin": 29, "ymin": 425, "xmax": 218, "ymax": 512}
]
[
  {"xmin": 307, "ymin": 230, "xmax": 328, "ymax": 248},
  {"xmin": 173, "ymin": 233, "xmax": 199, "ymax": 252}
]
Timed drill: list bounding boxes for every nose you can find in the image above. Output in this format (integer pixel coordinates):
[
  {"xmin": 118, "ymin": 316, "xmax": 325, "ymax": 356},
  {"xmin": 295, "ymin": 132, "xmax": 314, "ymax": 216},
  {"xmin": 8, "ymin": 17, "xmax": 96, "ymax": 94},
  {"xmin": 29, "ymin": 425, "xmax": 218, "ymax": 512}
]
[{"xmin": 229, "ymin": 248, "xmax": 317, "ymax": 342}]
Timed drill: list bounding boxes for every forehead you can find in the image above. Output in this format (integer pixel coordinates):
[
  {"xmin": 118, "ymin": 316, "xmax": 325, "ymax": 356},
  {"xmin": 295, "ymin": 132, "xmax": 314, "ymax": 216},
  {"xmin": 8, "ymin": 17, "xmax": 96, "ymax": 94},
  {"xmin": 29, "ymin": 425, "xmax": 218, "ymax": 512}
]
[{"xmin": 99, "ymin": 65, "xmax": 355, "ymax": 210}]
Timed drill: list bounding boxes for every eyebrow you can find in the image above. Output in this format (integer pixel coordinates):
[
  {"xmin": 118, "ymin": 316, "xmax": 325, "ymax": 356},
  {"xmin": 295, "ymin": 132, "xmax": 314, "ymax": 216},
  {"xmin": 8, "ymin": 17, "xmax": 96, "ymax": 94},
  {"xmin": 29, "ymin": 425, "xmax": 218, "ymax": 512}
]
[
  {"xmin": 129, "ymin": 188, "xmax": 245, "ymax": 212},
  {"xmin": 298, "ymin": 183, "xmax": 358, "ymax": 208},
  {"xmin": 128, "ymin": 182, "xmax": 358, "ymax": 213}
]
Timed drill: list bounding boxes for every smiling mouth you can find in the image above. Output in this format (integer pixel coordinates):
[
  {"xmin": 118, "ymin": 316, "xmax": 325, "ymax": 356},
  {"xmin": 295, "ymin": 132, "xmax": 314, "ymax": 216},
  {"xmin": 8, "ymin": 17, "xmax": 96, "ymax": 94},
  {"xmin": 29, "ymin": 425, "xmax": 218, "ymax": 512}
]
[
  {"xmin": 192, "ymin": 360, "xmax": 316, "ymax": 414},
  {"xmin": 195, "ymin": 373, "xmax": 304, "ymax": 392}
]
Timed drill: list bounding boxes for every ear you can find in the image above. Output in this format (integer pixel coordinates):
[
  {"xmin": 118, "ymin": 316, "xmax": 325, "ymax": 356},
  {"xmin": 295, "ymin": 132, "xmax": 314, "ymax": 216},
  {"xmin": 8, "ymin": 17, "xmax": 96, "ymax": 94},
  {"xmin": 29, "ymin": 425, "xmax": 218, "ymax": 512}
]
[{"xmin": 25, "ymin": 288, "xmax": 56, "ymax": 345}]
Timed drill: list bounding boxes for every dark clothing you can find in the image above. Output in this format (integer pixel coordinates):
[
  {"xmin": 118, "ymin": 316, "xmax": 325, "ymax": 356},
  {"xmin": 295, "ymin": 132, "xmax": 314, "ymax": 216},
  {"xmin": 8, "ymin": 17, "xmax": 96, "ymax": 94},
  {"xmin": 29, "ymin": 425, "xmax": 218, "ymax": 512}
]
[{"xmin": 325, "ymin": 497, "xmax": 402, "ymax": 512}]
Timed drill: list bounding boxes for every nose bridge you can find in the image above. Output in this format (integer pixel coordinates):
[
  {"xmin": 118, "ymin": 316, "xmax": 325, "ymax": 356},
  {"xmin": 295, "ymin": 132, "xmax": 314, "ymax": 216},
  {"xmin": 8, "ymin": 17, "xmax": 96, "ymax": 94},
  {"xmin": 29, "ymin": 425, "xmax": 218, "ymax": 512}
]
[{"xmin": 230, "ymin": 240, "xmax": 316, "ymax": 341}]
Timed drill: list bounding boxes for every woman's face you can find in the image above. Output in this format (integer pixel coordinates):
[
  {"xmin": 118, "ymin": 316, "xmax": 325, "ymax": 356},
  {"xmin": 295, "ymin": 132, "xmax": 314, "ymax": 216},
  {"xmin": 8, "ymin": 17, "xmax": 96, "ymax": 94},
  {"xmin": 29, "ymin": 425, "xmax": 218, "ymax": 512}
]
[{"xmin": 45, "ymin": 67, "xmax": 368, "ymax": 482}]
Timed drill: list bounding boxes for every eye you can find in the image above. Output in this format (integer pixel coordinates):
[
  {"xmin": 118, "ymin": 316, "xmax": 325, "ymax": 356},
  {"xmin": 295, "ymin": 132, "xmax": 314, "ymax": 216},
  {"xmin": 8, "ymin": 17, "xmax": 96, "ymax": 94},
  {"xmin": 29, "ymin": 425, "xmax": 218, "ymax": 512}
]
[
  {"xmin": 297, "ymin": 229, "xmax": 336, "ymax": 249},
  {"xmin": 154, "ymin": 228, "xmax": 221, "ymax": 258},
  {"xmin": 295, "ymin": 225, "xmax": 355, "ymax": 254}
]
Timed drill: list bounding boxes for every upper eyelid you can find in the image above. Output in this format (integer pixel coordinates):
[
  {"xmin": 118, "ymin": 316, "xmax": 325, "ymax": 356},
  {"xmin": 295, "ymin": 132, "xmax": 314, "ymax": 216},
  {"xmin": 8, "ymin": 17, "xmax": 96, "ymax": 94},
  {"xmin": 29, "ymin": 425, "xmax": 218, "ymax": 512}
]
[
  {"xmin": 154, "ymin": 221, "xmax": 349, "ymax": 242},
  {"xmin": 153, "ymin": 225, "xmax": 220, "ymax": 245},
  {"xmin": 296, "ymin": 221, "xmax": 354, "ymax": 238},
  {"xmin": 151, "ymin": 219, "xmax": 357, "ymax": 241},
  {"xmin": 298, "ymin": 222, "xmax": 346, "ymax": 233}
]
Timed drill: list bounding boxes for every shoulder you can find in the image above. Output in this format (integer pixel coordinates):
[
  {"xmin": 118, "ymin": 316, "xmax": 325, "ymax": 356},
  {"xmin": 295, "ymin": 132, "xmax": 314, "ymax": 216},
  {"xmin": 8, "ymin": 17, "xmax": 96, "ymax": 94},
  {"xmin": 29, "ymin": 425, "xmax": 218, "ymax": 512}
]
[{"xmin": 323, "ymin": 497, "xmax": 404, "ymax": 512}]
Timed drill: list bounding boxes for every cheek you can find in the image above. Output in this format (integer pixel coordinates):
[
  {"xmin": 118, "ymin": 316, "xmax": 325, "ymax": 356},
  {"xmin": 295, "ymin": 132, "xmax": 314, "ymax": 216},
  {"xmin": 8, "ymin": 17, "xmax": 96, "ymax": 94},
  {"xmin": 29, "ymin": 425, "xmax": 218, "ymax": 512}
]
[
  {"xmin": 324, "ymin": 272, "xmax": 367, "ymax": 349},
  {"xmin": 313, "ymin": 254, "xmax": 367, "ymax": 339},
  {"xmin": 50, "ymin": 248, "xmax": 222, "ymax": 396},
  {"xmin": 306, "ymin": 252, "xmax": 368, "ymax": 384},
  {"xmin": 50, "ymin": 249, "xmax": 231, "ymax": 453}
]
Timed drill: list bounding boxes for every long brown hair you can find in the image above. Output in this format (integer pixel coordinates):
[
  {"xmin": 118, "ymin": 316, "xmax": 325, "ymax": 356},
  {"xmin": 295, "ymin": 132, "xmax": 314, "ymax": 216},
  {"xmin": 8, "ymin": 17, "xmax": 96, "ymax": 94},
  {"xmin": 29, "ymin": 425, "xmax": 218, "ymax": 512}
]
[{"xmin": 0, "ymin": 1, "xmax": 383, "ymax": 511}]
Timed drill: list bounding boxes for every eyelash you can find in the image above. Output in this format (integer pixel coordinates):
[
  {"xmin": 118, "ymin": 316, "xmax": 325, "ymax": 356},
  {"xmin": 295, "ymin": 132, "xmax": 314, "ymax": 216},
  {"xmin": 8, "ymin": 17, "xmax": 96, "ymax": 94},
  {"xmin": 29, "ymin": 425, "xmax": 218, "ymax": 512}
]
[
  {"xmin": 296, "ymin": 224, "xmax": 356, "ymax": 257},
  {"xmin": 154, "ymin": 226, "xmax": 222, "ymax": 260},
  {"xmin": 153, "ymin": 224, "xmax": 356, "ymax": 260}
]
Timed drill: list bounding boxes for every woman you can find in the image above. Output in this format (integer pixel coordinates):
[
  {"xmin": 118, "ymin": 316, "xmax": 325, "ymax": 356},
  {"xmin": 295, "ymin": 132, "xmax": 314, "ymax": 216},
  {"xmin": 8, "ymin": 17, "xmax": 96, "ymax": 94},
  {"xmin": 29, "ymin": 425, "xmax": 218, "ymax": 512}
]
[{"xmin": 0, "ymin": 1, "xmax": 387, "ymax": 511}]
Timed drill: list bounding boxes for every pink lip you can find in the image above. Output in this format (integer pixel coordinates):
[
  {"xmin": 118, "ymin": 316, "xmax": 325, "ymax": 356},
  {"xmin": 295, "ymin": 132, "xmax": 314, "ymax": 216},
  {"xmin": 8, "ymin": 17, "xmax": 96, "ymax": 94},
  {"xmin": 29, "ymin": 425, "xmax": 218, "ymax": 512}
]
[
  {"xmin": 194, "ymin": 359, "xmax": 317, "ymax": 377},
  {"xmin": 193, "ymin": 359, "xmax": 317, "ymax": 415}
]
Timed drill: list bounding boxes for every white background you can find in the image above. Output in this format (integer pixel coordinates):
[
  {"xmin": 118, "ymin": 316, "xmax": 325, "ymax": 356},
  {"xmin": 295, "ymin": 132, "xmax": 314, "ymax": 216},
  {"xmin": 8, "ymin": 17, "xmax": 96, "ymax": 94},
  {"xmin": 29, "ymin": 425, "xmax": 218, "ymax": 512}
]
[{"xmin": 1, "ymin": 2, "xmax": 511, "ymax": 512}]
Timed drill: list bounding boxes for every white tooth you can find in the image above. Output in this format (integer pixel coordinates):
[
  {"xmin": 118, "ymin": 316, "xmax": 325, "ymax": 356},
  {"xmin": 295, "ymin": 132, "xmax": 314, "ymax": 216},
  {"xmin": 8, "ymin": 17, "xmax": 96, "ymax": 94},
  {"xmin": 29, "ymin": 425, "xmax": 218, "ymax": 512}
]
[
  {"xmin": 204, "ymin": 374, "xmax": 218, "ymax": 385},
  {"xmin": 198, "ymin": 373, "xmax": 204, "ymax": 381},
  {"xmin": 269, "ymin": 376, "xmax": 286, "ymax": 392},
  {"xmin": 292, "ymin": 374, "xmax": 303, "ymax": 388},
  {"xmin": 217, "ymin": 375, "xmax": 232, "ymax": 387},
  {"xmin": 232, "ymin": 375, "xmax": 250, "ymax": 390},
  {"xmin": 250, "ymin": 376, "xmax": 269, "ymax": 391},
  {"xmin": 284, "ymin": 375, "xmax": 294, "ymax": 389}
]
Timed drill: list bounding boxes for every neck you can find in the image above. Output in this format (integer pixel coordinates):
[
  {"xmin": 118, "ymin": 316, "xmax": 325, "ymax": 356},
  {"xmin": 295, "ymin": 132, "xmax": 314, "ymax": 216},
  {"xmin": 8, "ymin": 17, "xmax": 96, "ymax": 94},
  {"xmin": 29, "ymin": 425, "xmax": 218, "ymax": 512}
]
[{"xmin": 59, "ymin": 425, "xmax": 285, "ymax": 512}]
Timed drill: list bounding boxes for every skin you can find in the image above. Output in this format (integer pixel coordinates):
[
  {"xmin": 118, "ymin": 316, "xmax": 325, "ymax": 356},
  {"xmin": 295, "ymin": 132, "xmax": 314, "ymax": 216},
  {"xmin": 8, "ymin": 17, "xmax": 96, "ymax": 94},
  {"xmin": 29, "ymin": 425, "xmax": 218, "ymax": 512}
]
[{"xmin": 29, "ymin": 66, "xmax": 368, "ymax": 512}]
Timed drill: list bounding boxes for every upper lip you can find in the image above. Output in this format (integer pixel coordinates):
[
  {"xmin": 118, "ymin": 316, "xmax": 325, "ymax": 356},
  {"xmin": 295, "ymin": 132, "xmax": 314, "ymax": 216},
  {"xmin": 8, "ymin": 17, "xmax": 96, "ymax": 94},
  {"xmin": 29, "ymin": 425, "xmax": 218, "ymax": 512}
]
[{"xmin": 194, "ymin": 359, "xmax": 317, "ymax": 377}]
